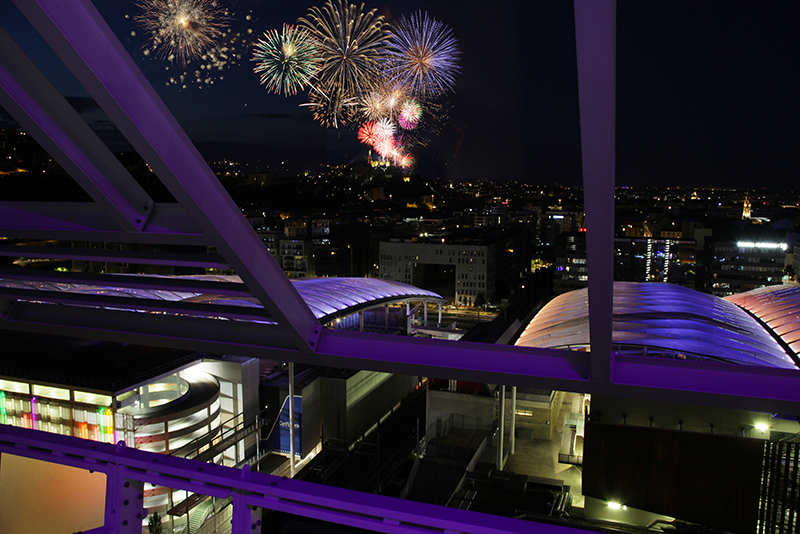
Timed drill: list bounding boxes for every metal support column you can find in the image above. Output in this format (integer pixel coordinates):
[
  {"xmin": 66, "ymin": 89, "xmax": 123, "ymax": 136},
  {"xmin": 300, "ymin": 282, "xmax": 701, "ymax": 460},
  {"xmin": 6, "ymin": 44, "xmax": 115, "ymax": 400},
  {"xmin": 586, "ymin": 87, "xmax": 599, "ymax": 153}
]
[
  {"xmin": 497, "ymin": 385, "xmax": 505, "ymax": 470},
  {"xmin": 105, "ymin": 461, "xmax": 144, "ymax": 534},
  {"xmin": 574, "ymin": 0, "xmax": 616, "ymax": 383},
  {"xmin": 231, "ymin": 490, "xmax": 258, "ymax": 534},
  {"xmin": 288, "ymin": 361, "xmax": 296, "ymax": 477},
  {"xmin": 359, "ymin": 310, "xmax": 364, "ymax": 332},
  {"xmin": 510, "ymin": 386, "xmax": 517, "ymax": 455}
]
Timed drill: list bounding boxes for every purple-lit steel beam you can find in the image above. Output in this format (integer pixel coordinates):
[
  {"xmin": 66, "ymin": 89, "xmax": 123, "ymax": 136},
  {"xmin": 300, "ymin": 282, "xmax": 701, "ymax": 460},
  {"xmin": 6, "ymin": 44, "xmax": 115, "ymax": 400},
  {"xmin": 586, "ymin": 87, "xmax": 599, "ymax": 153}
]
[
  {"xmin": 0, "ymin": 202, "xmax": 207, "ymax": 245},
  {"xmin": 12, "ymin": 0, "xmax": 321, "ymax": 354},
  {"xmin": 0, "ymin": 287, "xmax": 272, "ymax": 322},
  {"xmin": 4, "ymin": 305, "xmax": 800, "ymax": 414},
  {"xmin": 0, "ymin": 244, "xmax": 228, "ymax": 269},
  {"xmin": 0, "ymin": 26, "xmax": 152, "ymax": 233},
  {"xmin": 574, "ymin": 0, "xmax": 616, "ymax": 383},
  {"xmin": 0, "ymin": 268, "xmax": 252, "ymax": 297},
  {"xmin": 0, "ymin": 424, "xmax": 588, "ymax": 534}
]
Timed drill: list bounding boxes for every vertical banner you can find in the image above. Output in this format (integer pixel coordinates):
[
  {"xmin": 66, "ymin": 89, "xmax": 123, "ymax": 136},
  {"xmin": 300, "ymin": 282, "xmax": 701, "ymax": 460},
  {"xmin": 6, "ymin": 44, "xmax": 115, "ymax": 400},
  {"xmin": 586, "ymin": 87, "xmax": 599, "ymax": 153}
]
[{"xmin": 267, "ymin": 395, "xmax": 302, "ymax": 455}]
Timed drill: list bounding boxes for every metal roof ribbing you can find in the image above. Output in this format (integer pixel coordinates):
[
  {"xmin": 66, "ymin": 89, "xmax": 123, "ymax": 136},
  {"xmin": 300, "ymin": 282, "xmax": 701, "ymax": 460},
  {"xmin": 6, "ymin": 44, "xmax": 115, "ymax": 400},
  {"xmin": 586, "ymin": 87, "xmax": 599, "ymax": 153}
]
[
  {"xmin": 0, "ymin": 275, "xmax": 443, "ymax": 324},
  {"xmin": 516, "ymin": 282, "xmax": 796, "ymax": 369},
  {"xmin": 725, "ymin": 284, "xmax": 800, "ymax": 355}
]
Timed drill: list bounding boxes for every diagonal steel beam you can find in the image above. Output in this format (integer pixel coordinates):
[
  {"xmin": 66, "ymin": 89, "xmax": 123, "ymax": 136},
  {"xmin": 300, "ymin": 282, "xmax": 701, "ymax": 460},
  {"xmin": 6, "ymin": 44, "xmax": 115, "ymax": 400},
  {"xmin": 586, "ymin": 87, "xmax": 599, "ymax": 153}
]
[
  {"xmin": 12, "ymin": 0, "xmax": 321, "ymax": 353},
  {"xmin": 574, "ymin": 0, "xmax": 616, "ymax": 383},
  {"xmin": 0, "ymin": 25, "xmax": 153, "ymax": 233}
]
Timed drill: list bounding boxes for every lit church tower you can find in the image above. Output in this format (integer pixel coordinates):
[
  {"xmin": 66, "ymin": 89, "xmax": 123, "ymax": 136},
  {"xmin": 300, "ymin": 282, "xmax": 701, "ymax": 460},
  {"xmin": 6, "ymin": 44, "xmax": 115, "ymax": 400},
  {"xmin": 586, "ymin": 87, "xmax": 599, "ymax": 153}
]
[{"xmin": 742, "ymin": 192, "xmax": 751, "ymax": 220}]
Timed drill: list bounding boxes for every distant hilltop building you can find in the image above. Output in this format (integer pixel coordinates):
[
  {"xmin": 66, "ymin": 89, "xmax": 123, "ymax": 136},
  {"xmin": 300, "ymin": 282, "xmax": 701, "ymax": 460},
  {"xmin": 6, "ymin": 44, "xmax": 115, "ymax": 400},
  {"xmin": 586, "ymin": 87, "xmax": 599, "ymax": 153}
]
[{"xmin": 742, "ymin": 192, "xmax": 752, "ymax": 220}]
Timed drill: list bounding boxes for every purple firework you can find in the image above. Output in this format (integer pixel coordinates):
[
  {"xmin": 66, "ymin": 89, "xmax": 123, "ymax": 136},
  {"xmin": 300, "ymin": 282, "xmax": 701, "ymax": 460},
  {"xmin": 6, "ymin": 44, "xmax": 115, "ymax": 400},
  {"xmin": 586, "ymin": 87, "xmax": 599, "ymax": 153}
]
[{"xmin": 385, "ymin": 11, "xmax": 460, "ymax": 99}]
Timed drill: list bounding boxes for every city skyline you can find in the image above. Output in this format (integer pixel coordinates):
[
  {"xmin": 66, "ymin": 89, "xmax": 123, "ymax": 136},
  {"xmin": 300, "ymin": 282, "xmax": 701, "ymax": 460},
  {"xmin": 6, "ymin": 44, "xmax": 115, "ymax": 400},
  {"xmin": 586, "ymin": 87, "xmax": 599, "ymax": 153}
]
[{"xmin": 0, "ymin": 1, "xmax": 798, "ymax": 188}]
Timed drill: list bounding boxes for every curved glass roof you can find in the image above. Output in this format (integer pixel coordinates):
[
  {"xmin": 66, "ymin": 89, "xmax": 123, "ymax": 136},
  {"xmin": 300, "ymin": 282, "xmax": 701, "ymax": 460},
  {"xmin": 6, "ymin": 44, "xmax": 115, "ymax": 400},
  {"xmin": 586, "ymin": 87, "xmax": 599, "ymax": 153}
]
[
  {"xmin": 725, "ymin": 284, "xmax": 800, "ymax": 356},
  {"xmin": 516, "ymin": 282, "xmax": 796, "ymax": 368},
  {"xmin": 0, "ymin": 275, "xmax": 443, "ymax": 324},
  {"xmin": 183, "ymin": 276, "xmax": 444, "ymax": 322}
]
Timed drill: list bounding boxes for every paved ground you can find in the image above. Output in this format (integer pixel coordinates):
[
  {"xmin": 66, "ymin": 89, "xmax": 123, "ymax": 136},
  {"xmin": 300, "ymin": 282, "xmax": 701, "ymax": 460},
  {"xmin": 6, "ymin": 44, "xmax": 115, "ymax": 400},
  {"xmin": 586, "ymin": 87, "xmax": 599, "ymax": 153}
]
[{"xmin": 503, "ymin": 392, "xmax": 585, "ymax": 508}]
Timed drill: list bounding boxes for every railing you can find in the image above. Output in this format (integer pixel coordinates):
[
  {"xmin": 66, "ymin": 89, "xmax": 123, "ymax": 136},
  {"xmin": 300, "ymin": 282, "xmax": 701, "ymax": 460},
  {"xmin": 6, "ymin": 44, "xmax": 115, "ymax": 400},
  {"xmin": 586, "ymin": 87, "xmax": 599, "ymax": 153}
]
[
  {"xmin": 193, "ymin": 498, "xmax": 233, "ymax": 534},
  {"xmin": 171, "ymin": 408, "xmax": 270, "ymax": 460},
  {"xmin": 557, "ymin": 453, "xmax": 583, "ymax": 466},
  {"xmin": 466, "ymin": 435, "xmax": 489, "ymax": 473},
  {"xmin": 1, "ymin": 424, "xmax": 572, "ymax": 534}
]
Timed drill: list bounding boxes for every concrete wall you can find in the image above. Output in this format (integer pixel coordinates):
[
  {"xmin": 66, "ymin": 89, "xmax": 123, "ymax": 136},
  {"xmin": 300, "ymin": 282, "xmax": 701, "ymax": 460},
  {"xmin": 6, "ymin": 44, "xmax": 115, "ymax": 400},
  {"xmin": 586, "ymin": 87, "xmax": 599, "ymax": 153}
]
[
  {"xmin": 591, "ymin": 395, "xmax": 800, "ymax": 438},
  {"xmin": 427, "ymin": 389, "xmax": 495, "ymax": 437},
  {"xmin": 345, "ymin": 371, "xmax": 416, "ymax": 444},
  {"xmin": 317, "ymin": 376, "xmax": 347, "ymax": 444},
  {"xmin": 301, "ymin": 378, "xmax": 321, "ymax": 457}
]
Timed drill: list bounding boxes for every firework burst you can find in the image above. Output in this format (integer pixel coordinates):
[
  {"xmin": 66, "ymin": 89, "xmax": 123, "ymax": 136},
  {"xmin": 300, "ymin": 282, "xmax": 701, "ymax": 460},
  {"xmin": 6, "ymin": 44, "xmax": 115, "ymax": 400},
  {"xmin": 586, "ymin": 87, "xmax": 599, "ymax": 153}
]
[
  {"xmin": 135, "ymin": 0, "xmax": 232, "ymax": 66},
  {"xmin": 301, "ymin": 81, "xmax": 358, "ymax": 127},
  {"xmin": 374, "ymin": 118, "xmax": 396, "ymax": 140},
  {"xmin": 397, "ymin": 154, "xmax": 414, "ymax": 169},
  {"xmin": 358, "ymin": 91, "xmax": 387, "ymax": 122},
  {"xmin": 357, "ymin": 121, "xmax": 380, "ymax": 146},
  {"xmin": 298, "ymin": 0, "xmax": 388, "ymax": 127},
  {"xmin": 253, "ymin": 25, "xmax": 321, "ymax": 96},
  {"xmin": 373, "ymin": 135, "xmax": 395, "ymax": 158},
  {"xmin": 385, "ymin": 11, "xmax": 460, "ymax": 99},
  {"xmin": 398, "ymin": 99, "xmax": 422, "ymax": 129}
]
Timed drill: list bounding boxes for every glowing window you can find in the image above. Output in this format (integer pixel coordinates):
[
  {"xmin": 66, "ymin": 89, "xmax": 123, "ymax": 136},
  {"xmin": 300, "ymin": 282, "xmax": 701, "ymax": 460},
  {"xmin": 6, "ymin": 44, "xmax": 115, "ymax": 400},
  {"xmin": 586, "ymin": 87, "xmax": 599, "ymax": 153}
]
[
  {"xmin": 0, "ymin": 379, "xmax": 30, "ymax": 394},
  {"xmin": 74, "ymin": 391, "xmax": 112, "ymax": 406},
  {"xmin": 32, "ymin": 384, "xmax": 70, "ymax": 401}
]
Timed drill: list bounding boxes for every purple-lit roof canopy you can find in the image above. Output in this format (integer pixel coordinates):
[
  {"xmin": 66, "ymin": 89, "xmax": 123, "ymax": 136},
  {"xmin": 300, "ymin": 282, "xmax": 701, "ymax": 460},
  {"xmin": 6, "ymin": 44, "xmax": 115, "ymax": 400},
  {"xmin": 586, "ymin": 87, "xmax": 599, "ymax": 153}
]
[
  {"xmin": 516, "ymin": 282, "xmax": 797, "ymax": 369},
  {"xmin": 725, "ymin": 284, "xmax": 800, "ymax": 357},
  {"xmin": 0, "ymin": 275, "xmax": 443, "ymax": 326}
]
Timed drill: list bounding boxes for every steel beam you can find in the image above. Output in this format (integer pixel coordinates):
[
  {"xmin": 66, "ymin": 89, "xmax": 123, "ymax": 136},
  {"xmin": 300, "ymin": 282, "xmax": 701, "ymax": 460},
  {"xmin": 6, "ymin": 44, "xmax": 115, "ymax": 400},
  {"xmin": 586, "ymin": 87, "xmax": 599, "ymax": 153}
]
[
  {"xmin": 1, "ymin": 301, "xmax": 298, "ymax": 351},
  {"xmin": 574, "ymin": 0, "xmax": 616, "ymax": 383},
  {"xmin": 0, "ymin": 202, "xmax": 207, "ymax": 245},
  {"xmin": 13, "ymin": 0, "xmax": 321, "ymax": 354},
  {"xmin": 105, "ymin": 465, "xmax": 145, "ymax": 534},
  {"xmin": 0, "ymin": 268, "xmax": 252, "ymax": 296},
  {"xmin": 0, "ymin": 425, "xmax": 587, "ymax": 534},
  {"xmin": 0, "ymin": 244, "xmax": 228, "ymax": 269},
  {"xmin": 0, "ymin": 287, "xmax": 272, "ymax": 322},
  {"xmin": 0, "ymin": 25, "xmax": 152, "ymax": 232},
  {"xmin": 3, "ymin": 306, "xmax": 800, "ymax": 413}
]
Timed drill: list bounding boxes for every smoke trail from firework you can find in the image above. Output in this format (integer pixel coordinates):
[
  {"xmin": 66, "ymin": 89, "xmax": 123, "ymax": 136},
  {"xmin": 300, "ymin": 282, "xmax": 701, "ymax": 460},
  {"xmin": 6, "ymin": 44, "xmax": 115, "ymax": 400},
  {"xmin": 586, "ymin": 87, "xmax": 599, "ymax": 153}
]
[
  {"xmin": 135, "ymin": 0, "xmax": 231, "ymax": 65},
  {"xmin": 298, "ymin": 0, "xmax": 388, "ymax": 127},
  {"xmin": 384, "ymin": 11, "xmax": 460, "ymax": 99},
  {"xmin": 253, "ymin": 25, "xmax": 322, "ymax": 96}
]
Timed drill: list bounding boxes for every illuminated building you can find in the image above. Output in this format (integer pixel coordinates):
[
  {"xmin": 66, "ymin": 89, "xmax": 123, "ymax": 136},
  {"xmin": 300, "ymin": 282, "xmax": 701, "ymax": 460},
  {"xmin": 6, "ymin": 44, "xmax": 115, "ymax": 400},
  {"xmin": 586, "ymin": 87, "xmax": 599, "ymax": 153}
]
[
  {"xmin": 707, "ymin": 238, "xmax": 789, "ymax": 296},
  {"xmin": 379, "ymin": 230, "xmax": 528, "ymax": 305},
  {"xmin": 743, "ymin": 192, "xmax": 752, "ymax": 220}
]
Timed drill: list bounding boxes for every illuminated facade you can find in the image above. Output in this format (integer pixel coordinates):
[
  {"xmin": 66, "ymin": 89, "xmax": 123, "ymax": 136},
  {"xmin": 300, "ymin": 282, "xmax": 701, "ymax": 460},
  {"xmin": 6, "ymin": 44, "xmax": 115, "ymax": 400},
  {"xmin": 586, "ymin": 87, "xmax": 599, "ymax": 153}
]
[
  {"xmin": 707, "ymin": 238, "xmax": 789, "ymax": 296},
  {"xmin": 379, "ymin": 231, "xmax": 528, "ymax": 305}
]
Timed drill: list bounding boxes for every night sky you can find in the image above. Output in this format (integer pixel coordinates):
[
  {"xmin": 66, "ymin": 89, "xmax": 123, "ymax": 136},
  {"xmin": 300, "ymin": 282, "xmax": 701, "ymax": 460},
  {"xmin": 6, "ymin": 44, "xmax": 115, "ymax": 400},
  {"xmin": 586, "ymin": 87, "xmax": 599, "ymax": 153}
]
[{"xmin": 1, "ymin": 1, "xmax": 797, "ymax": 189}]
